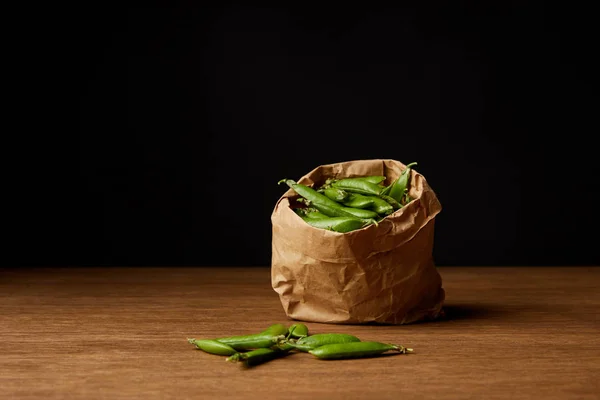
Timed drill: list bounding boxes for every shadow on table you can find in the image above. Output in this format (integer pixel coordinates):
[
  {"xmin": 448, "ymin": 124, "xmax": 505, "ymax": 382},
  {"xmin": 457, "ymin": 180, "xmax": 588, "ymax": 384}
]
[{"xmin": 436, "ymin": 303, "xmax": 507, "ymax": 322}]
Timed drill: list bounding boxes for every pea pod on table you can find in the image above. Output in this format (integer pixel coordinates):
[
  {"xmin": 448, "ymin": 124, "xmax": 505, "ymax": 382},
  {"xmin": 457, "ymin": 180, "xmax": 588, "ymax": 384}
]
[
  {"xmin": 283, "ymin": 333, "xmax": 361, "ymax": 352},
  {"xmin": 213, "ymin": 324, "xmax": 288, "ymax": 351},
  {"xmin": 226, "ymin": 347, "xmax": 291, "ymax": 367},
  {"xmin": 308, "ymin": 341, "xmax": 413, "ymax": 360},
  {"xmin": 188, "ymin": 338, "xmax": 238, "ymax": 356},
  {"xmin": 287, "ymin": 323, "xmax": 309, "ymax": 339}
]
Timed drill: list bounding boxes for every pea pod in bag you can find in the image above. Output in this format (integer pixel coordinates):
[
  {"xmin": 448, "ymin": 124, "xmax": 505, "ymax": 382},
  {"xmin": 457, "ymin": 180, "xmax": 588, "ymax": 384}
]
[{"xmin": 271, "ymin": 159, "xmax": 444, "ymax": 325}]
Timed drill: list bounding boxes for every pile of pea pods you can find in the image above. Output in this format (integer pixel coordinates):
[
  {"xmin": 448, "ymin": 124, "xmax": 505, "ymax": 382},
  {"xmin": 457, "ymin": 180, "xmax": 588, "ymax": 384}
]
[
  {"xmin": 278, "ymin": 162, "xmax": 417, "ymax": 233},
  {"xmin": 188, "ymin": 323, "xmax": 413, "ymax": 367}
]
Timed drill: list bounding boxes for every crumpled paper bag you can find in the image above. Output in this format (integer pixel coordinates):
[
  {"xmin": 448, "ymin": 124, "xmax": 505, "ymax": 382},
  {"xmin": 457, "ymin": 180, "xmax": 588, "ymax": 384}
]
[{"xmin": 271, "ymin": 159, "xmax": 445, "ymax": 324}]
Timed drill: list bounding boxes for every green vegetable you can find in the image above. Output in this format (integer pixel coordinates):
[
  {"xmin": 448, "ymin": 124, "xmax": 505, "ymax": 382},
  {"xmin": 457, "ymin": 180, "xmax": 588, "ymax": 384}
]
[
  {"xmin": 340, "ymin": 193, "xmax": 375, "ymax": 209},
  {"xmin": 213, "ymin": 324, "xmax": 288, "ymax": 351},
  {"xmin": 285, "ymin": 333, "xmax": 361, "ymax": 352},
  {"xmin": 226, "ymin": 347, "xmax": 290, "ymax": 366},
  {"xmin": 301, "ymin": 216, "xmax": 369, "ymax": 233},
  {"xmin": 322, "ymin": 187, "xmax": 350, "ymax": 202},
  {"xmin": 308, "ymin": 341, "xmax": 413, "ymax": 360},
  {"xmin": 287, "ymin": 323, "xmax": 309, "ymax": 339},
  {"xmin": 187, "ymin": 339, "xmax": 238, "ymax": 356},
  {"xmin": 350, "ymin": 176, "xmax": 386, "ymax": 185},
  {"xmin": 365, "ymin": 196, "xmax": 394, "ymax": 216},
  {"xmin": 387, "ymin": 162, "xmax": 417, "ymax": 203},
  {"xmin": 279, "ymin": 179, "xmax": 343, "ymax": 209},
  {"xmin": 331, "ymin": 178, "xmax": 384, "ymax": 196}
]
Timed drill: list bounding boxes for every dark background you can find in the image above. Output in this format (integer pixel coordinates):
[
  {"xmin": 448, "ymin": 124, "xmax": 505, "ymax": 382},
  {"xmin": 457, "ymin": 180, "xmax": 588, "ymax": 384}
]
[{"xmin": 10, "ymin": 3, "xmax": 599, "ymax": 267}]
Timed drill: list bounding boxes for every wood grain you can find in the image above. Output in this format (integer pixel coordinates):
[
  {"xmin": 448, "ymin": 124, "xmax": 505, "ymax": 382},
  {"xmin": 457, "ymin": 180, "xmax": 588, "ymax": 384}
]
[{"xmin": 1, "ymin": 267, "xmax": 599, "ymax": 400}]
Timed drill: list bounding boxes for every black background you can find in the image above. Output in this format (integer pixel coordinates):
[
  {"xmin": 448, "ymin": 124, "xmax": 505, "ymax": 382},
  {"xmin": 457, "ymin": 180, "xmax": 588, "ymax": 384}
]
[{"xmin": 11, "ymin": 3, "xmax": 599, "ymax": 267}]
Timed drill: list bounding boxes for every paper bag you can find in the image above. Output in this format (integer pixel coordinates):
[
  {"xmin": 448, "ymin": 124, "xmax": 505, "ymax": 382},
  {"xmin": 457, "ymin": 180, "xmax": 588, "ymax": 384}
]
[{"xmin": 271, "ymin": 159, "xmax": 445, "ymax": 324}]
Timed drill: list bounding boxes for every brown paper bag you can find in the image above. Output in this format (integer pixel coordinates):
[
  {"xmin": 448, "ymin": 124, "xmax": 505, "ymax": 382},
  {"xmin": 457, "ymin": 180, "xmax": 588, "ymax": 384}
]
[{"xmin": 270, "ymin": 159, "xmax": 445, "ymax": 325}]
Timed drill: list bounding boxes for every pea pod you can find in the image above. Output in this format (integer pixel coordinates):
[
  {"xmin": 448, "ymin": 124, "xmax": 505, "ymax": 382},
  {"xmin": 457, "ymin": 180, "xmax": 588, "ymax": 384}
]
[
  {"xmin": 287, "ymin": 323, "xmax": 309, "ymax": 339},
  {"xmin": 262, "ymin": 323, "xmax": 288, "ymax": 334},
  {"xmin": 350, "ymin": 175, "xmax": 386, "ymax": 185},
  {"xmin": 379, "ymin": 194, "xmax": 402, "ymax": 210},
  {"xmin": 187, "ymin": 338, "xmax": 238, "ymax": 356},
  {"xmin": 279, "ymin": 179, "xmax": 341, "ymax": 209},
  {"xmin": 340, "ymin": 207, "xmax": 378, "ymax": 219},
  {"xmin": 365, "ymin": 196, "xmax": 394, "ymax": 216},
  {"xmin": 387, "ymin": 162, "xmax": 417, "ymax": 203},
  {"xmin": 309, "ymin": 202, "xmax": 377, "ymax": 225},
  {"xmin": 341, "ymin": 193, "xmax": 375, "ymax": 209},
  {"xmin": 215, "ymin": 324, "xmax": 288, "ymax": 350},
  {"xmin": 304, "ymin": 209, "xmax": 330, "ymax": 220},
  {"xmin": 308, "ymin": 341, "xmax": 413, "ymax": 360},
  {"xmin": 285, "ymin": 333, "xmax": 361, "ymax": 352},
  {"xmin": 226, "ymin": 347, "xmax": 290, "ymax": 366},
  {"xmin": 301, "ymin": 216, "xmax": 369, "ymax": 233},
  {"xmin": 321, "ymin": 187, "xmax": 350, "ymax": 202},
  {"xmin": 331, "ymin": 178, "xmax": 384, "ymax": 196},
  {"xmin": 380, "ymin": 184, "xmax": 392, "ymax": 196}
]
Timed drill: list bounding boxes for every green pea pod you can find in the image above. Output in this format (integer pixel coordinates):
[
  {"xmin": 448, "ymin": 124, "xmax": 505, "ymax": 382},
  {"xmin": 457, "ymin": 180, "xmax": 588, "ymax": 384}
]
[
  {"xmin": 294, "ymin": 208, "xmax": 308, "ymax": 218},
  {"xmin": 309, "ymin": 203, "xmax": 378, "ymax": 227},
  {"xmin": 301, "ymin": 216, "xmax": 369, "ymax": 233},
  {"xmin": 308, "ymin": 341, "xmax": 413, "ymax": 360},
  {"xmin": 284, "ymin": 333, "xmax": 361, "ymax": 352},
  {"xmin": 215, "ymin": 324, "xmax": 288, "ymax": 350},
  {"xmin": 304, "ymin": 210, "xmax": 329, "ymax": 220},
  {"xmin": 309, "ymin": 202, "xmax": 369, "ymax": 220},
  {"xmin": 351, "ymin": 175, "xmax": 386, "ymax": 185},
  {"xmin": 331, "ymin": 178, "xmax": 384, "ymax": 196},
  {"xmin": 341, "ymin": 194, "xmax": 375, "ymax": 209},
  {"xmin": 187, "ymin": 338, "xmax": 238, "ymax": 356},
  {"xmin": 378, "ymin": 194, "xmax": 402, "ymax": 210},
  {"xmin": 340, "ymin": 207, "xmax": 378, "ymax": 219},
  {"xmin": 322, "ymin": 187, "xmax": 350, "ymax": 202},
  {"xmin": 380, "ymin": 184, "xmax": 392, "ymax": 196},
  {"xmin": 287, "ymin": 323, "xmax": 309, "ymax": 339},
  {"xmin": 366, "ymin": 196, "xmax": 394, "ymax": 216},
  {"xmin": 262, "ymin": 324, "xmax": 288, "ymax": 335},
  {"xmin": 279, "ymin": 179, "xmax": 343, "ymax": 209},
  {"xmin": 226, "ymin": 347, "xmax": 291, "ymax": 367},
  {"xmin": 387, "ymin": 162, "xmax": 417, "ymax": 203},
  {"xmin": 297, "ymin": 333, "xmax": 361, "ymax": 346}
]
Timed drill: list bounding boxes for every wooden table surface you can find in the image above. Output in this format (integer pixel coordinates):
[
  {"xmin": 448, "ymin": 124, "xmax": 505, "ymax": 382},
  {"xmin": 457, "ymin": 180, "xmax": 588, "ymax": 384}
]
[{"xmin": 1, "ymin": 266, "xmax": 599, "ymax": 400}]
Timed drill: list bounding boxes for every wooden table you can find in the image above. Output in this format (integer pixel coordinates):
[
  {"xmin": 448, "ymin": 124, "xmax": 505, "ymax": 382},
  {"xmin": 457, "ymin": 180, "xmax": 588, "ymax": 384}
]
[{"xmin": 1, "ymin": 267, "xmax": 599, "ymax": 400}]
